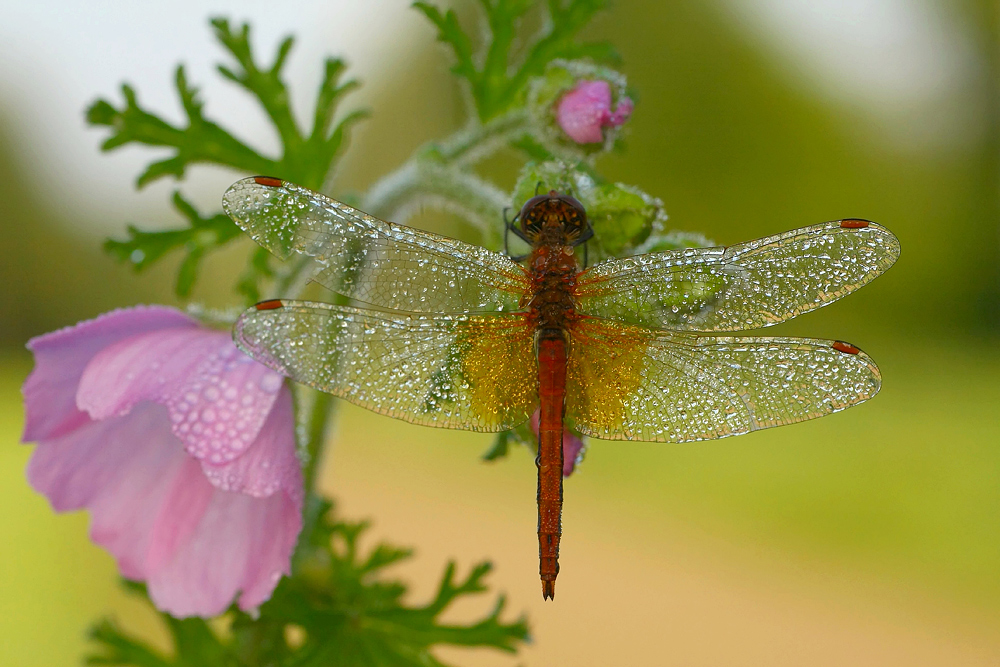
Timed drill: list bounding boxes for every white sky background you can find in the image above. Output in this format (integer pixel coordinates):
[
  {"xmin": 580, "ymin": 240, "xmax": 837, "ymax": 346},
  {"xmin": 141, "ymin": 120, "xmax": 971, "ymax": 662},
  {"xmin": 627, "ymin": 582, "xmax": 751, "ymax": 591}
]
[
  {"xmin": 0, "ymin": 0, "xmax": 983, "ymax": 236},
  {"xmin": 0, "ymin": 1, "xmax": 420, "ymax": 233}
]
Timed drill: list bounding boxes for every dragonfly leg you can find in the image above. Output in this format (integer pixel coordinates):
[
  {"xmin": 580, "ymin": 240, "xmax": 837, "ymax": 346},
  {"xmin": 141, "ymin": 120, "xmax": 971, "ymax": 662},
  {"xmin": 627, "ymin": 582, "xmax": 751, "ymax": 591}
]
[
  {"xmin": 503, "ymin": 207, "xmax": 512, "ymax": 256},
  {"xmin": 571, "ymin": 223, "xmax": 594, "ymax": 267},
  {"xmin": 504, "ymin": 209, "xmax": 532, "ymax": 261}
]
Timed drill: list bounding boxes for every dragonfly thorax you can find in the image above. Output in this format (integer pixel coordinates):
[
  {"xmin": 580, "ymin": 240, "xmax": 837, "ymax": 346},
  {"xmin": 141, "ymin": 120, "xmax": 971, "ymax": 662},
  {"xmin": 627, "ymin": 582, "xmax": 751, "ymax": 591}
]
[{"xmin": 526, "ymin": 243, "xmax": 578, "ymax": 333}]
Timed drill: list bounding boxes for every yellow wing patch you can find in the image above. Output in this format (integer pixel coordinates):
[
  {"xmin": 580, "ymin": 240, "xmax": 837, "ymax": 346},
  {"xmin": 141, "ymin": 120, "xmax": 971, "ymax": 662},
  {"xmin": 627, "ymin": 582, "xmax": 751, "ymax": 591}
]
[{"xmin": 566, "ymin": 318, "xmax": 654, "ymax": 438}]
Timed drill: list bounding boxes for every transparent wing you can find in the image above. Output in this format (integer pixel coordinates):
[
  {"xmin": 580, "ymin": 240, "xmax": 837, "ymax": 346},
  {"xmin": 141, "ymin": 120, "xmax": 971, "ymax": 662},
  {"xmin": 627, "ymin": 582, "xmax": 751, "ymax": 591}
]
[
  {"xmin": 234, "ymin": 300, "xmax": 538, "ymax": 432},
  {"xmin": 566, "ymin": 317, "xmax": 881, "ymax": 442},
  {"xmin": 575, "ymin": 220, "xmax": 899, "ymax": 331},
  {"xmin": 224, "ymin": 177, "xmax": 530, "ymax": 313}
]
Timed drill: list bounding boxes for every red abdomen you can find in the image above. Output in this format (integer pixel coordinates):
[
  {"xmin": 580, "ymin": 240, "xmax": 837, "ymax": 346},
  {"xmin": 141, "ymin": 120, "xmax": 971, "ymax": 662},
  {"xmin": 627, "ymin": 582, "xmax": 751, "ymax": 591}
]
[{"xmin": 536, "ymin": 334, "xmax": 567, "ymax": 600}]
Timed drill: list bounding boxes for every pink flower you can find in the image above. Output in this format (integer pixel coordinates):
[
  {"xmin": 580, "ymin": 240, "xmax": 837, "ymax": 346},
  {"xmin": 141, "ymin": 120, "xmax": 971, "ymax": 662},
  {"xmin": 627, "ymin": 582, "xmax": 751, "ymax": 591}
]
[
  {"xmin": 555, "ymin": 79, "xmax": 634, "ymax": 144},
  {"xmin": 530, "ymin": 411, "xmax": 587, "ymax": 477},
  {"xmin": 21, "ymin": 306, "xmax": 302, "ymax": 618}
]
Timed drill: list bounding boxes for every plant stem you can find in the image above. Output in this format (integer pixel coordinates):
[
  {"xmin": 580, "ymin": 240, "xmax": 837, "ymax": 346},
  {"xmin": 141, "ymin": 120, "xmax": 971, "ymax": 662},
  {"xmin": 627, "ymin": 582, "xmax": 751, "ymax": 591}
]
[
  {"xmin": 291, "ymin": 111, "xmax": 527, "ymax": 489},
  {"xmin": 364, "ymin": 160, "xmax": 510, "ymax": 247},
  {"xmin": 301, "ymin": 390, "xmax": 335, "ymax": 491},
  {"xmin": 361, "ymin": 111, "xmax": 528, "ymax": 249},
  {"xmin": 426, "ymin": 110, "xmax": 528, "ymax": 165},
  {"xmin": 273, "ymin": 255, "xmax": 315, "ymax": 297}
]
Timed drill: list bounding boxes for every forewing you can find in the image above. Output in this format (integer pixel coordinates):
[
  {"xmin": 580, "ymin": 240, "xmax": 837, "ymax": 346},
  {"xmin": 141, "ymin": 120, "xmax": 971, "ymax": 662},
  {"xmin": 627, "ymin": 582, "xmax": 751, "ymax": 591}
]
[
  {"xmin": 224, "ymin": 177, "xmax": 529, "ymax": 313},
  {"xmin": 576, "ymin": 220, "xmax": 899, "ymax": 331},
  {"xmin": 566, "ymin": 317, "xmax": 880, "ymax": 442},
  {"xmin": 234, "ymin": 300, "xmax": 537, "ymax": 432}
]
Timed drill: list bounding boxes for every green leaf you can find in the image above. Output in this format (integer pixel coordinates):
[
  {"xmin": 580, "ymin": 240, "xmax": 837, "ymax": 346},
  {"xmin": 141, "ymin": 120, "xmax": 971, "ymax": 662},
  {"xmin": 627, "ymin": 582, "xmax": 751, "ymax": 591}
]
[
  {"xmin": 512, "ymin": 162, "xmax": 676, "ymax": 262},
  {"xmin": 210, "ymin": 18, "xmax": 368, "ymax": 190},
  {"xmin": 414, "ymin": 0, "xmax": 617, "ymax": 121},
  {"xmin": 162, "ymin": 616, "xmax": 233, "ymax": 666},
  {"xmin": 482, "ymin": 431, "xmax": 512, "ymax": 461},
  {"xmin": 85, "ymin": 500, "xmax": 529, "ymax": 666},
  {"xmin": 87, "ymin": 69, "xmax": 276, "ymax": 188},
  {"xmin": 412, "ymin": 3, "xmax": 477, "ymax": 83},
  {"xmin": 483, "ymin": 421, "xmax": 537, "ymax": 461},
  {"xmin": 90, "ymin": 18, "xmax": 367, "ymax": 296},
  {"xmin": 103, "ymin": 191, "xmax": 242, "ymax": 298},
  {"xmin": 86, "ymin": 619, "xmax": 171, "ymax": 667}
]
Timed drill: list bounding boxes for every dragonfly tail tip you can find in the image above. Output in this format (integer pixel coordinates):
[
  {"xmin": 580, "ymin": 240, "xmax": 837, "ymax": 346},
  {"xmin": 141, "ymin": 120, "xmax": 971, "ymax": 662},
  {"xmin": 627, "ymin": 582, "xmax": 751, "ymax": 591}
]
[{"xmin": 542, "ymin": 580, "xmax": 555, "ymax": 600}]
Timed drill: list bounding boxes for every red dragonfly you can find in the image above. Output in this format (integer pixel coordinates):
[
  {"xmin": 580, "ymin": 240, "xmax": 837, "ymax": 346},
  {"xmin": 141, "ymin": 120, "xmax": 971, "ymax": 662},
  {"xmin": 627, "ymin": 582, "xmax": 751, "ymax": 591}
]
[{"xmin": 224, "ymin": 176, "xmax": 899, "ymax": 600}]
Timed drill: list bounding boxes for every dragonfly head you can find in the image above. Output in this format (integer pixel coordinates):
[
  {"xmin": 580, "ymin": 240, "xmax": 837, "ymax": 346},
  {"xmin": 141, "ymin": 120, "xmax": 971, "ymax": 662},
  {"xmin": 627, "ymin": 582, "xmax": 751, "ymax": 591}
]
[{"xmin": 518, "ymin": 191, "xmax": 591, "ymax": 246}]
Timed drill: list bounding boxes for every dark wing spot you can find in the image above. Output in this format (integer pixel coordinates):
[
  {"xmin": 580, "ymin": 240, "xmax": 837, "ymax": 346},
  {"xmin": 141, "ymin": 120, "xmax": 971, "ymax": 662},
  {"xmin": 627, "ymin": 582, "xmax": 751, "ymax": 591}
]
[
  {"xmin": 840, "ymin": 219, "xmax": 871, "ymax": 229},
  {"xmin": 832, "ymin": 340, "xmax": 861, "ymax": 355},
  {"xmin": 253, "ymin": 176, "xmax": 284, "ymax": 187}
]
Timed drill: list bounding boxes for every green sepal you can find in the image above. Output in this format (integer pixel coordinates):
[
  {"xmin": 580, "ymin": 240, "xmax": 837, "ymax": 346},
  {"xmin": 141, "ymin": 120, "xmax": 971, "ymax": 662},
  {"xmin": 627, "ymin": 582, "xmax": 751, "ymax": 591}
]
[
  {"xmin": 511, "ymin": 162, "xmax": 702, "ymax": 263},
  {"xmin": 484, "ymin": 421, "xmax": 538, "ymax": 463}
]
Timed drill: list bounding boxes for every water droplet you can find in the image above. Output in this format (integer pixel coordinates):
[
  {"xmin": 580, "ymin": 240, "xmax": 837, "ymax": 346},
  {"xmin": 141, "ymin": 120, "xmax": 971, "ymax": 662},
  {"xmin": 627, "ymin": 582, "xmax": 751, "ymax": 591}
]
[{"xmin": 259, "ymin": 373, "xmax": 283, "ymax": 393}]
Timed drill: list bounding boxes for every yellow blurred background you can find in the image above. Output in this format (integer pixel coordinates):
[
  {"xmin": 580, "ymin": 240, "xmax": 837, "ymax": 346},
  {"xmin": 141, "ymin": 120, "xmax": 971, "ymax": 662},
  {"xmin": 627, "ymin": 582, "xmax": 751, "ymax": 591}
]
[{"xmin": 2, "ymin": 1, "xmax": 1000, "ymax": 665}]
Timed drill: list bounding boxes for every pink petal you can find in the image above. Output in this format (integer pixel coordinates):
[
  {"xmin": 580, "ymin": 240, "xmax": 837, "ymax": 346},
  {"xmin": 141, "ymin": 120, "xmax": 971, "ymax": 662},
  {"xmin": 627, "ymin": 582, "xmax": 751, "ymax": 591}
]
[
  {"xmin": 26, "ymin": 403, "xmax": 189, "ymax": 579},
  {"xmin": 29, "ymin": 400, "xmax": 301, "ymax": 617},
  {"xmin": 146, "ymin": 481, "xmax": 301, "ymax": 617},
  {"xmin": 529, "ymin": 410, "xmax": 587, "ymax": 477},
  {"xmin": 78, "ymin": 329, "xmax": 285, "ymax": 466},
  {"xmin": 608, "ymin": 96, "xmax": 634, "ymax": 126},
  {"xmin": 24, "ymin": 306, "xmax": 304, "ymax": 618},
  {"xmin": 561, "ymin": 431, "xmax": 586, "ymax": 477},
  {"xmin": 200, "ymin": 387, "xmax": 302, "ymax": 502},
  {"xmin": 146, "ymin": 456, "xmax": 215, "ymax": 571},
  {"xmin": 22, "ymin": 306, "xmax": 195, "ymax": 442},
  {"xmin": 556, "ymin": 80, "xmax": 613, "ymax": 144}
]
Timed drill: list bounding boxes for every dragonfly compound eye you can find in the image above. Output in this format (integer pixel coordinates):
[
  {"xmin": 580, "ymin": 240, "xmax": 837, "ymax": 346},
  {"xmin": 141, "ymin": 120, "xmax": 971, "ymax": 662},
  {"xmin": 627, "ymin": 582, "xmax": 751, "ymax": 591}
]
[{"xmin": 518, "ymin": 192, "xmax": 589, "ymax": 239}]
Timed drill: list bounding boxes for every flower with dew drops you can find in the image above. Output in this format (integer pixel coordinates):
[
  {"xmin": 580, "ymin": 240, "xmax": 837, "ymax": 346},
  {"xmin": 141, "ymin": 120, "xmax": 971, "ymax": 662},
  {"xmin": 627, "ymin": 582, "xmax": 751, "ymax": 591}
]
[
  {"xmin": 556, "ymin": 79, "xmax": 634, "ymax": 145},
  {"xmin": 21, "ymin": 305, "xmax": 302, "ymax": 618}
]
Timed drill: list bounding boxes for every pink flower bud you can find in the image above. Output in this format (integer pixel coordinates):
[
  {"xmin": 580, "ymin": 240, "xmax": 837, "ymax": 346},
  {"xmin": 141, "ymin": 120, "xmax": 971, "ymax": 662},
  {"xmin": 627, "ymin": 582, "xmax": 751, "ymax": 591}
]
[
  {"xmin": 555, "ymin": 80, "xmax": 633, "ymax": 145},
  {"xmin": 529, "ymin": 410, "xmax": 586, "ymax": 477}
]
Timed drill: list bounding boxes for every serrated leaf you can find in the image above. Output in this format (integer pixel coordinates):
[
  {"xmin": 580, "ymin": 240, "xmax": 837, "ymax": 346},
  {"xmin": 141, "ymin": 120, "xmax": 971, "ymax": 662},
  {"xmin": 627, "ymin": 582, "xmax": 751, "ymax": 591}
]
[
  {"xmin": 85, "ymin": 619, "xmax": 172, "ymax": 667},
  {"xmin": 88, "ymin": 17, "xmax": 367, "ymax": 298},
  {"xmin": 415, "ymin": 0, "xmax": 616, "ymax": 121},
  {"xmin": 103, "ymin": 192, "xmax": 241, "ymax": 298}
]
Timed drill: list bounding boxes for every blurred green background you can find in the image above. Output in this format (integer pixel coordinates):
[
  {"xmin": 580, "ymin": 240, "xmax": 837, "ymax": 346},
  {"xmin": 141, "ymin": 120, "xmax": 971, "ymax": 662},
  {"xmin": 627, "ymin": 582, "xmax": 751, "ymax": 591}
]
[{"xmin": 2, "ymin": 1, "xmax": 1000, "ymax": 665}]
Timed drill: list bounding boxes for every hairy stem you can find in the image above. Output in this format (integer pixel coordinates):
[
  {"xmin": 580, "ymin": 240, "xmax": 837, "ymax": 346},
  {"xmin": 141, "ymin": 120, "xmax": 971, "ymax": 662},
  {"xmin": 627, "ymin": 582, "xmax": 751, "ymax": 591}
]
[
  {"xmin": 293, "ymin": 108, "xmax": 526, "ymax": 488},
  {"xmin": 426, "ymin": 110, "xmax": 529, "ymax": 165},
  {"xmin": 364, "ymin": 160, "xmax": 509, "ymax": 248},
  {"xmin": 301, "ymin": 390, "xmax": 336, "ymax": 491}
]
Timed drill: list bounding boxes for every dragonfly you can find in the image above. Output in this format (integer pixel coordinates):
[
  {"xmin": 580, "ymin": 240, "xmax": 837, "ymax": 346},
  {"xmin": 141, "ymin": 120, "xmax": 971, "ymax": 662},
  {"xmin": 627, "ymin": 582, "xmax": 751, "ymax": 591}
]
[{"xmin": 223, "ymin": 176, "xmax": 900, "ymax": 600}]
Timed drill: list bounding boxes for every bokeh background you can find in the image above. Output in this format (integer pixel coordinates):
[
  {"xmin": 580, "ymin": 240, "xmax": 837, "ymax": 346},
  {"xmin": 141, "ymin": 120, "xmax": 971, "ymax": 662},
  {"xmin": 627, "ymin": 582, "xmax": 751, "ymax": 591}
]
[{"xmin": 2, "ymin": 1, "xmax": 999, "ymax": 665}]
